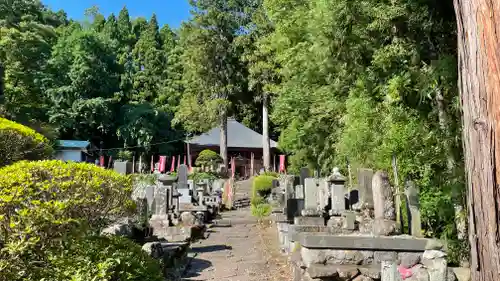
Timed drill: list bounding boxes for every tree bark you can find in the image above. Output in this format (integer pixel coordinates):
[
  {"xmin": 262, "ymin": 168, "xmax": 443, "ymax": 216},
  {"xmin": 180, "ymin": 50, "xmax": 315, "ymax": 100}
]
[
  {"xmin": 220, "ymin": 109, "xmax": 228, "ymax": 172},
  {"xmin": 263, "ymin": 94, "xmax": 271, "ymax": 171},
  {"xmin": 454, "ymin": 1, "xmax": 500, "ymax": 280}
]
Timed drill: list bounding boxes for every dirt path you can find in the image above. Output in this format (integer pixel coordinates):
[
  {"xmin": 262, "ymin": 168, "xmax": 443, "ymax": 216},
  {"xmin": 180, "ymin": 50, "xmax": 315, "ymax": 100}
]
[{"xmin": 182, "ymin": 208, "xmax": 291, "ymax": 281}]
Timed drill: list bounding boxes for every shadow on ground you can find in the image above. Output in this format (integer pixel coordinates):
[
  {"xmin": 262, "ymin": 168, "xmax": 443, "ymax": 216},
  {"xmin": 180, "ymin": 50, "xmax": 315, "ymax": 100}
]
[
  {"xmin": 191, "ymin": 244, "xmax": 233, "ymax": 253},
  {"xmin": 182, "ymin": 258, "xmax": 213, "ymax": 279}
]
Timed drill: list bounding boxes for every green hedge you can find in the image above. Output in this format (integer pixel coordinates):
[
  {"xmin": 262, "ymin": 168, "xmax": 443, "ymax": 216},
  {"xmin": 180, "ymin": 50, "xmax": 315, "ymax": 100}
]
[
  {"xmin": 0, "ymin": 117, "xmax": 53, "ymax": 167},
  {"xmin": 1, "ymin": 236, "xmax": 163, "ymax": 281},
  {"xmin": 0, "ymin": 160, "xmax": 135, "ymax": 251},
  {"xmin": 0, "ymin": 160, "xmax": 137, "ymax": 280}
]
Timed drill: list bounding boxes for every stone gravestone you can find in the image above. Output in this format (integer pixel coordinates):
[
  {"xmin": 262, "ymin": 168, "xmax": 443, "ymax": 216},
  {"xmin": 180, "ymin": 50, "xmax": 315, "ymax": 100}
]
[
  {"xmin": 372, "ymin": 171, "xmax": 398, "ymax": 235},
  {"xmin": 328, "ymin": 168, "xmax": 346, "ymax": 216},
  {"xmin": 317, "ymin": 178, "xmax": 330, "ymax": 212},
  {"xmin": 300, "ymin": 167, "xmax": 311, "ymax": 187},
  {"xmin": 303, "ymin": 178, "xmax": 320, "ymax": 215},
  {"xmin": 149, "ymin": 183, "xmax": 171, "ymax": 236},
  {"xmin": 145, "ymin": 185, "xmax": 155, "ymax": 209},
  {"xmin": 372, "ymin": 171, "xmax": 395, "ymax": 220},
  {"xmin": 405, "ymin": 180, "xmax": 422, "ymax": 237},
  {"xmin": 153, "ymin": 185, "xmax": 168, "ymax": 215},
  {"xmin": 177, "ymin": 165, "xmax": 191, "ymax": 204},
  {"xmin": 158, "ymin": 174, "xmax": 178, "ymax": 213},
  {"xmin": 353, "ymin": 168, "xmax": 374, "ymax": 211}
]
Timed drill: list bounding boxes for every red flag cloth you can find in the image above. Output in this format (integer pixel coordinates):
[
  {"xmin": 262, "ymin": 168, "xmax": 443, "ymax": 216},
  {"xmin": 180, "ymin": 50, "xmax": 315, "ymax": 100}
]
[
  {"xmin": 159, "ymin": 156, "xmax": 167, "ymax": 173},
  {"xmin": 177, "ymin": 155, "xmax": 180, "ymax": 168},
  {"xmin": 170, "ymin": 156, "xmax": 176, "ymax": 172},
  {"xmin": 183, "ymin": 155, "xmax": 187, "ymax": 165},
  {"xmin": 99, "ymin": 156, "xmax": 105, "ymax": 167},
  {"xmin": 151, "ymin": 155, "xmax": 154, "ymax": 172},
  {"xmin": 279, "ymin": 155, "xmax": 286, "ymax": 172}
]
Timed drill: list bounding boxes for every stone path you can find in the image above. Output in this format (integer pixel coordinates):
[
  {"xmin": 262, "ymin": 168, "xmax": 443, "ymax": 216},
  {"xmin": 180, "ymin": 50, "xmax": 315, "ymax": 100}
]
[{"xmin": 182, "ymin": 208, "xmax": 291, "ymax": 281}]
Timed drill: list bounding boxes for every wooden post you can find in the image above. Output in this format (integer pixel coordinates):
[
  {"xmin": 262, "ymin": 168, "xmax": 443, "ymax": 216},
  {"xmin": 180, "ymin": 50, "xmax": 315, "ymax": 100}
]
[
  {"xmin": 250, "ymin": 152, "xmax": 254, "ymax": 177},
  {"xmin": 132, "ymin": 154, "xmax": 135, "ymax": 174}
]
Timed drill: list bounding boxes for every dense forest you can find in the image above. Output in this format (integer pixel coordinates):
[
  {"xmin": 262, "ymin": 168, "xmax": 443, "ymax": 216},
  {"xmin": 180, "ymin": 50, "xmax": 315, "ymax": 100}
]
[{"xmin": 0, "ymin": 0, "xmax": 464, "ymax": 253}]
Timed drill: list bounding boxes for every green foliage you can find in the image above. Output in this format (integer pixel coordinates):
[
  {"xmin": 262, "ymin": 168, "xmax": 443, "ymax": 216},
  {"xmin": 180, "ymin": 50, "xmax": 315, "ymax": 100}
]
[
  {"xmin": 189, "ymin": 171, "xmax": 220, "ymax": 183},
  {"xmin": 252, "ymin": 175, "xmax": 276, "ymax": 198},
  {"xmin": 0, "ymin": 117, "xmax": 53, "ymax": 167},
  {"xmin": 251, "ymin": 203, "xmax": 272, "ymax": 219},
  {"xmin": 0, "ymin": 160, "xmax": 134, "ymax": 252},
  {"xmin": 133, "ymin": 173, "xmax": 158, "ymax": 185},
  {"xmin": 117, "ymin": 150, "xmax": 133, "ymax": 161},
  {"xmin": 195, "ymin": 149, "xmax": 222, "ymax": 167},
  {"xmin": 1, "ymin": 236, "xmax": 163, "ymax": 281},
  {"xmin": 261, "ymin": 171, "xmax": 279, "ymax": 178}
]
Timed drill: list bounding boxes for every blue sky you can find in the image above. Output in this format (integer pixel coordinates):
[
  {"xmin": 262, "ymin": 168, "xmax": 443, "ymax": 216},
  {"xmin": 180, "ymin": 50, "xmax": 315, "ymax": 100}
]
[{"xmin": 43, "ymin": 0, "xmax": 192, "ymax": 28}]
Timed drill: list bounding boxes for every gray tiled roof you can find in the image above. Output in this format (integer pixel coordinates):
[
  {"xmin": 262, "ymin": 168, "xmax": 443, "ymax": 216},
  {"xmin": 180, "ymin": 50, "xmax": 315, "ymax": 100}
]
[
  {"xmin": 57, "ymin": 140, "xmax": 90, "ymax": 149},
  {"xmin": 188, "ymin": 118, "xmax": 278, "ymax": 149}
]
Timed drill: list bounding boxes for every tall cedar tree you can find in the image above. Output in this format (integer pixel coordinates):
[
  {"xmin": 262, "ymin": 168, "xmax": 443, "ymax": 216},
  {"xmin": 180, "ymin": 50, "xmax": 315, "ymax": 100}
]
[
  {"xmin": 175, "ymin": 0, "xmax": 252, "ymax": 169},
  {"xmin": 454, "ymin": 0, "xmax": 500, "ymax": 280}
]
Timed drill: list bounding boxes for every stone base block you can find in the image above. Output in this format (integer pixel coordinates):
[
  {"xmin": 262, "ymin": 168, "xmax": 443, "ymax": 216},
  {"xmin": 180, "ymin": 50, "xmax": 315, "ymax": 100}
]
[
  {"xmin": 372, "ymin": 219, "xmax": 400, "ymax": 236},
  {"xmin": 272, "ymin": 213, "xmax": 289, "ymax": 223},
  {"xmin": 301, "ymin": 209, "xmax": 322, "ymax": 217},
  {"xmin": 294, "ymin": 216, "xmax": 325, "ymax": 226},
  {"xmin": 300, "ymin": 234, "xmax": 444, "ymax": 252},
  {"xmin": 451, "ymin": 267, "xmax": 471, "ymax": 281},
  {"xmin": 301, "ymin": 247, "xmax": 374, "ymax": 267}
]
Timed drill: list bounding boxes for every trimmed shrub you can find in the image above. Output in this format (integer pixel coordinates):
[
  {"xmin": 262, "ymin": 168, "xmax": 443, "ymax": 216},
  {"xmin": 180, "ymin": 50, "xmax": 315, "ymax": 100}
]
[
  {"xmin": 0, "ymin": 117, "xmax": 53, "ymax": 167},
  {"xmin": 189, "ymin": 171, "xmax": 220, "ymax": 183},
  {"xmin": 195, "ymin": 149, "xmax": 222, "ymax": 167},
  {"xmin": 1, "ymin": 236, "xmax": 164, "ymax": 281},
  {"xmin": 0, "ymin": 160, "xmax": 135, "ymax": 251},
  {"xmin": 252, "ymin": 175, "xmax": 276, "ymax": 198}
]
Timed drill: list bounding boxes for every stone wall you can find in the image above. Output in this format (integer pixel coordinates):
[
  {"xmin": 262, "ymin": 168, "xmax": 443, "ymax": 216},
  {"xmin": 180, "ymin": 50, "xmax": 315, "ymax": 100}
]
[{"xmin": 271, "ymin": 167, "xmax": 471, "ymax": 281}]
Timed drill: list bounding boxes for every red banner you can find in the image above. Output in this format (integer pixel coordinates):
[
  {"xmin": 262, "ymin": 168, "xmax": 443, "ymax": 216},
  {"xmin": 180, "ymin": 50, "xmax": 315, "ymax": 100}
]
[
  {"xmin": 177, "ymin": 155, "xmax": 181, "ymax": 168},
  {"xmin": 99, "ymin": 156, "xmax": 105, "ymax": 167},
  {"xmin": 279, "ymin": 155, "xmax": 286, "ymax": 172},
  {"xmin": 170, "ymin": 156, "xmax": 176, "ymax": 172},
  {"xmin": 159, "ymin": 156, "xmax": 167, "ymax": 173},
  {"xmin": 183, "ymin": 155, "xmax": 187, "ymax": 165}
]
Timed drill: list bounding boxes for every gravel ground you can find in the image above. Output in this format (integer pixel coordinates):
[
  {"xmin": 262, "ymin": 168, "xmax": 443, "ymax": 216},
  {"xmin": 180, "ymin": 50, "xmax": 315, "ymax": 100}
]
[{"xmin": 182, "ymin": 208, "xmax": 291, "ymax": 281}]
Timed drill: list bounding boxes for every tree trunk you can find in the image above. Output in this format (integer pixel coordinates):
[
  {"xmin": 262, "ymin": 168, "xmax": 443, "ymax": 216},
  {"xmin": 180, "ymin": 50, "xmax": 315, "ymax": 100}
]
[
  {"xmin": 220, "ymin": 109, "xmax": 228, "ymax": 172},
  {"xmin": 454, "ymin": 1, "xmax": 500, "ymax": 280},
  {"xmin": 263, "ymin": 94, "xmax": 271, "ymax": 171}
]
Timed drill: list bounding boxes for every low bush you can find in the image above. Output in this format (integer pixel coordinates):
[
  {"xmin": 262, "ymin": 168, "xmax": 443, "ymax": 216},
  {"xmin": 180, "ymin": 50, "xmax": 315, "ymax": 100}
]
[
  {"xmin": 0, "ymin": 117, "xmax": 53, "ymax": 167},
  {"xmin": 117, "ymin": 150, "xmax": 133, "ymax": 161},
  {"xmin": 251, "ymin": 203, "xmax": 272, "ymax": 219},
  {"xmin": 0, "ymin": 160, "xmax": 137, "ymax": 281},
  {"xmin": 1, "ymin": 236, "xmax": 164, "ymax": 281},
  {"xmin": 189, "ymin": 171, "xmax": 220, "ymax": 183},
  {"xmin": 261, "ymin": 171, "xmax": 279, "ymax": 178},
  {"xmin": 0, "ymin": 160, "xmax": 135, "ymax": 252},
  {"xmin": 252, "ymin": 174, "xmax": 276, "ymax": 198},
  {"xmin": 195, "ymin": 149, "xmax": 222, "ymax": 167}
]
